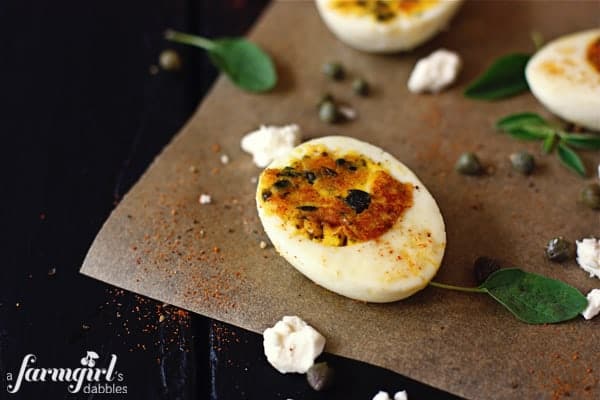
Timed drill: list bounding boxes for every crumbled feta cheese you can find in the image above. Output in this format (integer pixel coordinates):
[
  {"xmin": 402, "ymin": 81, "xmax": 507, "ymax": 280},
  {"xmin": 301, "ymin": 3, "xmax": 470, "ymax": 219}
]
[
  {"xmin": 407, "ymin": 49, "xmax": 462, "ymax": 93},
  {"xmin": 338, "ymin": 105, "xmax": 357, "ymax": 120},
  {"xmin": 576, "ymin": 238, "xmax": 600, "ymax": 279},
  {"xmin": 220, "ymin": 154, "xmax": 230, "ymax": 165},
  {"xmin": 372, "ymin": 390, "xmax": 408, "ymax": 400},
  {"xmin": 241, "ymin": 124, "xmax": 302, "ymax": 168},
  {"xmin": 259, "ymin": 241, "xmax": 268, "ymax": 249},
  {"xmin": 394, "ymin": 391, "xmax": 408, "ymax": 400},
  {"xmin": 263, "ymin": 316, "xmax": 325, "ymax": 374},
  {"xmin": 582, "ymin": 289, "xmax": 600, "ymax": 320},
  {"xmin": 199, "ymin": 194, "xmax": 212, "ymax": 205}
]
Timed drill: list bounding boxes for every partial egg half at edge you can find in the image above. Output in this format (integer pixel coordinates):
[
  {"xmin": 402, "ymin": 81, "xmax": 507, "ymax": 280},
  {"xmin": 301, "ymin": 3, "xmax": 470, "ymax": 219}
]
[
  {"xmin": 526, "ymin": 29, "xmax": 600, "ymax": 131},
  {"xmin": 315, "ymin": 0, "xmax": 464, "ymax": 53}
]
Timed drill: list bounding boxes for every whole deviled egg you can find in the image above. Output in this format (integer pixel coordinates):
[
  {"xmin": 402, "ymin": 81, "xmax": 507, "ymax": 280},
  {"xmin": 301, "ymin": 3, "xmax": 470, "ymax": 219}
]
[
  {"xmin": 256, "ymin": 136, "xmax": 446, "ymax": 303},
  {"xmin": 315, "ymin": 0, "xmax": 464, "ymax": 53},
  {"xmin": 526, "ymin": 29, "xmax": 600, "ymax": 131}
]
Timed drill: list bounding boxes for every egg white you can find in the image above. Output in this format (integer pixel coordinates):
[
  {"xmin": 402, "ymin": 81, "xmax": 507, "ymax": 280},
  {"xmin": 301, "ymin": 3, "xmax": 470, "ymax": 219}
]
[
  {"xmin": 315, "ymin": 0, "xmax": 464, "ymax": 53},
  {"xmin": 256, "ymin": 136, "xmax": 446, "ymax": 303},
  {"xmin": 526, "ymin": 29, "xmax": 600, "ymax": 131}
]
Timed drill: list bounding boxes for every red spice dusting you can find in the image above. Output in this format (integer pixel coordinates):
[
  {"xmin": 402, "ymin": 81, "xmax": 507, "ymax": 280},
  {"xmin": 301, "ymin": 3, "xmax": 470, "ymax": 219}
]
[
  {"xmin": 529, "ymin": 348, "xmax": 599, "ymax": 400},
  {"xmin": 126, "ymin": 179, "xmax": 249, "ymax": 324}
]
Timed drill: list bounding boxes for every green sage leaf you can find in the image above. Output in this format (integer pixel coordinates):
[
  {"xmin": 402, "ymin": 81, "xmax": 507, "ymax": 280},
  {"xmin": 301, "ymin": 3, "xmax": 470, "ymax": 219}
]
[
  {"xmin": 209, "ymin": 38, "xmax": 277, "ymax": 92},
  {"xmin": 165, "ymin": 30, "xmax": 277, "ymax": 93},
  {"xmin": 496, "ymin": 112, "xmax": 546, "ymax": 131},
  {"xmin": 562, "ymin": 133, "xmax": 600, "ymax": 150},
  {"xmin": 557, "ymin": 142, "xmax": 586, "ymax": 177},
  {"xmin": 464, "ymin": 53, "xmax": 530, "ymax": 100},
  {"xmin": 480, "ymin": 268, "xmax": 588, "ymax": 324}
]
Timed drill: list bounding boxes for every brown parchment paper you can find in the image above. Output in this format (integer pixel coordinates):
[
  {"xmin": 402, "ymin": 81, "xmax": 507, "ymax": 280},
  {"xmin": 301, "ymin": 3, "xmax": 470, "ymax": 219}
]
[{"xmin": 81, "ymin": 1, "xmax": 600, "ymax": 399}]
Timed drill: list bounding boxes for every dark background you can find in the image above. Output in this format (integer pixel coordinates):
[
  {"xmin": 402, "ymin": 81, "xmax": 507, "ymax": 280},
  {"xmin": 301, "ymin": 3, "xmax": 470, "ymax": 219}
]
[{"xmin": 0, "ymin": 1, "xmax": 461, "ymax": 398}]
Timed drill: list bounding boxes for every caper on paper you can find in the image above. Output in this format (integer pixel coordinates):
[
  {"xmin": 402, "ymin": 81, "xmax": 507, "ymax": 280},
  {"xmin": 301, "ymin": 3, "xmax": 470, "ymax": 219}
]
[
  {"xmin": 307, "ymin": 362, "xmax": 334, "ymax": 391},
  {"xmin": 319, "ymin": 101, "xmax": 338, "ymax": 124},
  {"xmin": 455, "ymin": 152, "xmax": 483, "ymax": 175},
  {"xmin": 322, "ymin": 62, "xmax": 344, "ymax": 80},
  {"xmin": 159, "ymin": 49, "xmax": 182, "ymax": 71},
  {"xmin": 509, "ymin": 151, "xmax": 535, "ymax": 175},
  {"xmin": 545, "ymin": 237, "xmax": 574, "ymax": 262},
  {"xmin": 317, "ymin": 93, "xmax": 334, "ymax": 109},
  {"xmin": 580, "ymin": 183, "xmax": 600, "ymax": 210},
  {"xmin": 352, "ymin": 78, "xmax": 369, "ymax": 96}
]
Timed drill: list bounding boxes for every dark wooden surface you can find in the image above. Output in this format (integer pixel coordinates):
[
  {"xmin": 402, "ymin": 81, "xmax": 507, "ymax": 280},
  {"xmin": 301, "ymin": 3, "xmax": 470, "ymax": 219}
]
[{"xmin": 0, "ymin": 1, "xmax": 460, "ymax": 398}]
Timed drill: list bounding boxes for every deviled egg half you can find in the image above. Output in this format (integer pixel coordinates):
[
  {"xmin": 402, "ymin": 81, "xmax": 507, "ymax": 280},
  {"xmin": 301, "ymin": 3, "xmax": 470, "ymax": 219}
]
[
  {"xmin": 256, "ymin": 136, "xmax": 446, "ymax": 303},
  {"xmin": 526, "ymin": 29, "xmax": 600, "ymax": 131},
  {"xmin": 315, "ymin": 0, "xmax": 464, "ymax": 53}
]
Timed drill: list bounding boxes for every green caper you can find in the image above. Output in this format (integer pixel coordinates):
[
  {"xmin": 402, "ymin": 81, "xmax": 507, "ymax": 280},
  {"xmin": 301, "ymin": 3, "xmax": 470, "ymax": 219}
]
[
  {"xmin": 306, "ymin": 362, "xmax": 334, "ymax": 391},
  {"xmin": 317, "ymin": 93, "xmax": 334, "ymax": 109},
  {"xmin": 545, "ymin": 237, "xmax": 574, "ymax": 262},
  {"xmin": 509, "ymin": 151, "xmax": 535, "ymax": 175},
  {"xmin": 580, "ymin": 183, "xmax": 600, "ymax": 210},
  {"xmin": 322, "ymin": 62, "xmax": 344, "ymax": 80},
  {"xmin": 455, "ymin": 152, "xmax": 483, "ymax": 175},
  {"xmin": 319, "ymin": 101, "xmax": 338, "ymax": 124},
  {"xmin": 352, "ymin": 78, "xmax": 369, "ymax": 96}
]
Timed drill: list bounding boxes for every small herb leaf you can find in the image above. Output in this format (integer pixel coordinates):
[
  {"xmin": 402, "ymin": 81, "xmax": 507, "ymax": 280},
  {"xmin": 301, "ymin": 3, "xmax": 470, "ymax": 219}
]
[
  {"xmin": 496, "ymin": 112, "xmax": 546, "ymax": 131},
  {"xmin": 562, "ymin": 133, "xmax": 600, "ymax": 150},
  {"xmin": 496, "ymin": 112, "xmax": 553, "ymax": 141},
  {"xmin": 542, "ymin": 132, "xmax": 557, "ymax": 153},
  {"xmin": 506, "ymin": 125, "xmax": 553, "ymax": 141},
  {"xmin": 464, "ymin": 53, "xmax": 530, "ymax": 100},
  {"xmin": 496, "ymin": 112, "xmax": 595, "ymax": 178},
  {"xmin": 557, "ymin": 142, "xmax": 586, "ymax": 176},
  {"xmin": 479, "ymin": 269, "xmax": 588, "ymax": 324}
]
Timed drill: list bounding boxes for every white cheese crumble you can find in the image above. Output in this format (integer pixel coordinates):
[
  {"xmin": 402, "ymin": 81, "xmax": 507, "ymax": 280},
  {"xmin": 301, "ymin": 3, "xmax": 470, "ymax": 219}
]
[
  {"xmin": 263, "ymin": 316, "xmax": 325, "ymax": 374},
  {"xmin": 582, "ymin": 289, "xmax": 600, "ymax": 320},
  {"xmin": 373, "ymin": 391, "xmax": 391, "ymax": 400},
  {"xmin": 241, "ymin": 124, "xmax": 302, "ymax": 168},
  {"xmin": 576, "ymin": 238, "xmax": 600, "ymax": 279},
  {"xmin": 198, "ymin": 194, "xmax": 212, "ymax": 205},
  {"xmin": 394, "ymin": 391, "xmax": 408, "ymax": 400},
  {"xmin": 372, "ymin": 390, "xmax": 408, "ymax": 400},
  {"xmin": 220, "ymin": 154, "xmax": 230, "ymax": 165},
  {"xmin": 407, "ymin": 49, "xmax": 461, "ymax": 93}
]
